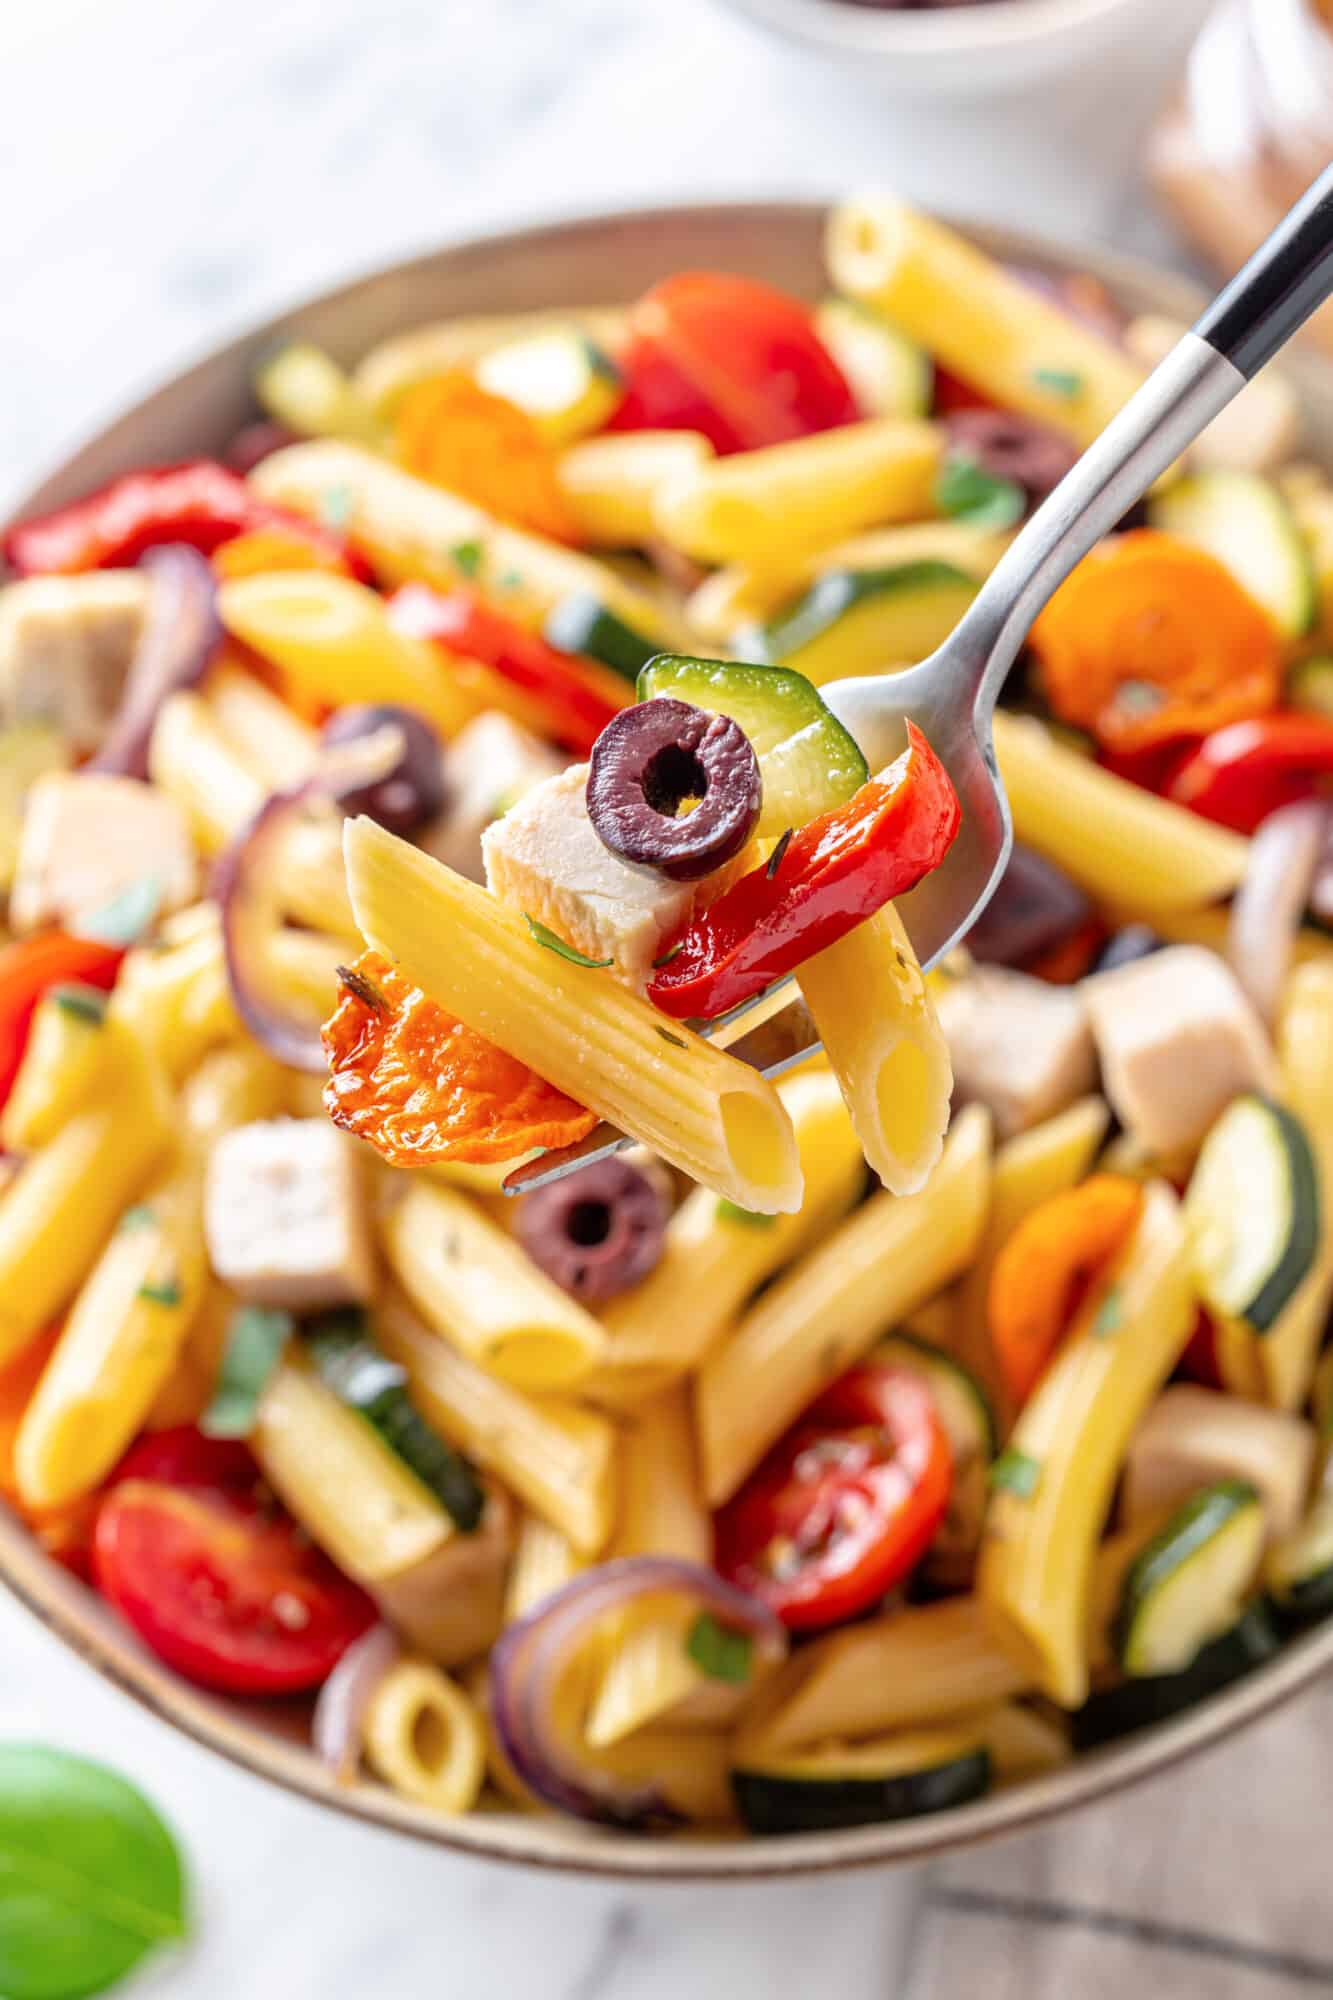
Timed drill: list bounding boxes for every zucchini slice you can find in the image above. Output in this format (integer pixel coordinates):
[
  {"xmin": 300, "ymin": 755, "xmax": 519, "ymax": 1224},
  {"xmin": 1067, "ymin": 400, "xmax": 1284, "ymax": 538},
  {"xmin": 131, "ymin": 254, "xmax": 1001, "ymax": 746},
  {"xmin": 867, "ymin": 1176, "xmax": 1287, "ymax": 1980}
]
[
  {"xmin": 636, "ymin": 653, "xmax": 869, "ymax": 836},
  {"xmin": 875, "ymin": 1332, "xmax": 994, "ymax": 1563},
  {"xmin": 254, "ymin": 340, "xmax": 383, "ymax": 447},
  {"xmin": 1072, "ymin": 1605, "xmax": 1281, "ymax": 1751},
  {"xmin": 1287, "ymin": 655, "xmax": 1333, "ymax": 720},
  {"xmin": 475, "ymin": 329, "xmax": 622, "ymax": 448},
  {"xmin": 1184, "ymin": 1094, "xmax": 1320, "ymax": 1332},
  {"xmin": 732, "ymin": 1726, "xmax": 990, "ymax": 1835},
  {"xmin": 1266, "ymin": 1491, "xmax": 1333, "ymax": 1623},
  {"xmin": 1112, "ymin": 1478, "xmax": 1265, "ymax": 1676},
  {"xmin": 1149, "ymin": 470, "xmax": 1317, "ymax": 639},
  {"xmin": 746, "ymin": 561, "xmax": 978, "ymax": 686},
  {"xmin": 815, "ymin": 299, "xmax": 933, "ymax": 420},
  {"xmin": 543, "ymin": 593, "xmax": 659, "ymax": 682}
]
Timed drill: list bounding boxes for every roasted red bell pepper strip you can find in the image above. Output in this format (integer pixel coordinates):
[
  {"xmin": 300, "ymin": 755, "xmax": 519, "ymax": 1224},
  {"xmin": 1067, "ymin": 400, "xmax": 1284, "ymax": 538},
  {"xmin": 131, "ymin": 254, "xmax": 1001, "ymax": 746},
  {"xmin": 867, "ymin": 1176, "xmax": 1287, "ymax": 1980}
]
[
  {"xmin": 647, "ymin": 720, "xmax": 960, "ymax": 1020},
  {"xmin": 385, "ymin": 584, "xmax": 629, "ymax": 756},
  {"xmin": 0, "ymin": 932, "xmax": 125, "ymax": 1109},
  {"xmin": 3, "ymin": 461, "xmax": 368, "ymax": 580},
  {"xmin": 1167, "ymin": 714, "xmax": 1333, "ymax": 834}
]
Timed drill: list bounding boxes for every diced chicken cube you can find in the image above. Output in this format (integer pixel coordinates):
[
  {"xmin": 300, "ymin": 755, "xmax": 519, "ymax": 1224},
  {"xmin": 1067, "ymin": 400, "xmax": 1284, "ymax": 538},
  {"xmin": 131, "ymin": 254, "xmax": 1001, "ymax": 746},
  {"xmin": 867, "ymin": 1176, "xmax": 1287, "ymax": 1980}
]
[
  {"xmin": 934, "ymin": 965, "xmax": 1095, "ymax": 1139},
  {"xmin": 10, "ymin": 772, "xmax": 197, "ymax": 933},
  {"xmin": 419, "ymin": 710, "xmax": 565, "ymax": 885},
  {"xmin": 1081, "ymin": 945, "xmax": 1275, "ymax": 1157},
  {"xmin": 0, "ymin": 572, "xmax": 148, "ymax": 755},
  {"xmin": 205, "ymin": 1118, "xmax": 375, "ymax": 1311},
  {"xmin": 1124, "ymin": 1385, "xmax": 1314, "ymax": 1542},
  {"xmin": 483, "ymin": 762, "xmax": 715, "ymax": 986}
]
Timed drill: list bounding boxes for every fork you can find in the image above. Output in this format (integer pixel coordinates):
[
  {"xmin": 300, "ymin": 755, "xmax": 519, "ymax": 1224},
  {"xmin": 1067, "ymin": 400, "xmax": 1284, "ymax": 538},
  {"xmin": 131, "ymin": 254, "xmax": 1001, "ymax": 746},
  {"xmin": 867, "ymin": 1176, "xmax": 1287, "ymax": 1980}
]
[{"xmin": 504, "ymin": 164, "xmax": 1333, "ymax": 1198}]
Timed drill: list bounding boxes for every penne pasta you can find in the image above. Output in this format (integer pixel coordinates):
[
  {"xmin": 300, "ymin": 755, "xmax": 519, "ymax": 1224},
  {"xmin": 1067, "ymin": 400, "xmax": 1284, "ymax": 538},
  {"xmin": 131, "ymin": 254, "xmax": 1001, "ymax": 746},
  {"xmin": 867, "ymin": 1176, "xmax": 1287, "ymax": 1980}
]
[
  {"xmin": 504, "ymin": 1512, "xmax": 583, "ymax": 1622},
  {"xmin": 556, "ymin": 430, "xmax": 715, "ymax": 546},
  {"xmin": 109, "ymin": 905, "xmax": 239, "ymax": 1081},
  {"xmin": 977, "ymin": 1180, "xmax": 1195, "ymax": 1706},
  {"xmin": 992, "ymin": 711, "xmax": 1250, "ymax": 911},
  {"xmin": 380, "ymin": 1180, "xmax": 606, "ymax": 1390},
  {"xmin": 797, "ymin": 903, "xmax": 952, "ymax": 1196},
  {"xmin": 1, "ymin": 983, "xmax": 119, "ymax": 1153},
  {"xmin": 698, "ymin": 1104, "xmax": 992, "ymax": 1507},
  {"xmin": 343, "ymin": 816, "xmax": 804, "ymax": 1215},
  {"xmin": 360, "ymin": 1659, "xmax": 488, "ymax": 1814},
  {"xmin": 352, "ymin": 307, "xmax": 627, "ymax": 421},
  {"xmin": 375, "ymin": 1294, "xmax": 618, "ymax": 1554},
  {"xmin": 203, "ymin": 659, "xmax": 319, "ymax": 793},
  {"xmin": 827, "ymin": 197, "xmax": 1145, "ymax": 448},
  {"xmin": 149, "ymin": 691, "xmax": 266, "ymax": 853},
  {"xmin": 180, "ymin": 1044, "xmax": 291, "ymax": 1154},
  {"xmin": 653, "ymin": 418, "xmax": 941, "ymax": 567}
]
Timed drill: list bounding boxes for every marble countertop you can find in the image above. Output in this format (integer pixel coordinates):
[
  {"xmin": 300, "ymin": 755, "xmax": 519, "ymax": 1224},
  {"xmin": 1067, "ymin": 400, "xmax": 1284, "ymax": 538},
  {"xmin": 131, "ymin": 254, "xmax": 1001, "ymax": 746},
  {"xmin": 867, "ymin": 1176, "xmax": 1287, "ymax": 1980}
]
[{"xmin": 2, "ymin": 3, "xmax": 1307, "ymax": 1996}]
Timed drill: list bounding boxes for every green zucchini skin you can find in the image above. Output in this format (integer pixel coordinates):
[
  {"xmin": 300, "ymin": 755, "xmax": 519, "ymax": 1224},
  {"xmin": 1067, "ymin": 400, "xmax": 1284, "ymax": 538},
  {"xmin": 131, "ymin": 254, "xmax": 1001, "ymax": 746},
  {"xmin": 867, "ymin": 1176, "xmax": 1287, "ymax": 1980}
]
[
  {"xmin": 1247, "ymin": 1102, "xmax": 1320, "ymax": 1331},
  {"xmin": 1111, "ymin": 1478, "xmax": 1263, "ymax": 1676},
  {"xmin": 754, "ymin": 561, "xmax": 975, "ymax": 667},
  {"xmin": 1072, "ymin": 1606, "xmax": 1281, "ymax": 1752},
  {"xmin": 543, "ymin": 593, "xmax": 657, "ymax": 681},
  {"xmin": 1186, "ymin": 1094, "xmax": 1320, "ymax": 1332},
  {"xmin": 1270, "ymin": 1563, "xmax": 1333, "ymax": 1624},
  {"xmin": 732, "ymin": 1749, "xmax": 991, "ymax": 1836}
]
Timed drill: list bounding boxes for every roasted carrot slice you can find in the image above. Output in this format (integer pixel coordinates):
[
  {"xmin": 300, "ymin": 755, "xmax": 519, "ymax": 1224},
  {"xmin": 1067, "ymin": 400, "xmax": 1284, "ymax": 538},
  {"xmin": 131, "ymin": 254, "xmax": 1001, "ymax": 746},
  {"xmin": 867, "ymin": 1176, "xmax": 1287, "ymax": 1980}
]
[
  {"xmin": 394, "ymin": 371, "xmax": 579, "ymax": 543},
  {"xmin": 988, "ymin": 1174, "xmax": 1145, "ymax": 1408},
  {"xmin": 1029, "ymin": 530, "xmax": 1280, "ymax": 754},
  {"xmin": 322, "ymin": 950, "xmax": 596, "ymax": 1167}
]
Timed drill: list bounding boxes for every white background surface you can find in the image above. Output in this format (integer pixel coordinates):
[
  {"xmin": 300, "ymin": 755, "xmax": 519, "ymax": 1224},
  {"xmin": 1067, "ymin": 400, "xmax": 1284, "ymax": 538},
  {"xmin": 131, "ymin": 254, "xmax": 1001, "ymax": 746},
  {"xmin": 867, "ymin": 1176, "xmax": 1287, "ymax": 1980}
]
[{"xmin": 0, "ymin": 2, "xmax": 1240, "ymax": 1994}]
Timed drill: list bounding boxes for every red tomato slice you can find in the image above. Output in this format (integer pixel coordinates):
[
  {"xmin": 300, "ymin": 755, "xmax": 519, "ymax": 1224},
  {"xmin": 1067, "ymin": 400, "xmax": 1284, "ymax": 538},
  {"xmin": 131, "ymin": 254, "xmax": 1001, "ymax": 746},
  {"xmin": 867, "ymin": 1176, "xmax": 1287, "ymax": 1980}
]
[
  {"xmin": 714, "ymin": 1365, "xmax": 952, "ymax": 1631},
  {"xmin": 93, "ymin": 1425, "xmax": 375, "ymax": 1694},
  {"xmin": 0, "ymin": 932, "xmax": 124, "ymax": 1110},
  {"xmin": 609, "ymin": 272, "xmax": 859, "ymax": 454}
]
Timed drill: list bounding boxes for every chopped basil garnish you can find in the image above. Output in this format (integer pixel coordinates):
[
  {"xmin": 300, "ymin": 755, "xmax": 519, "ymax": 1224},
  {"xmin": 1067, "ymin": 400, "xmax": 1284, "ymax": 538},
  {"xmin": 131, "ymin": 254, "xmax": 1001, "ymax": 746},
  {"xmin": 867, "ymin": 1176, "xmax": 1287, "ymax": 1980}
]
[
  {"xmin": 118, "ymin": 1204, "xmax": 157, "ymax": 1232},
  {"xmin": 138, "ymin": 1276, "xmax": 184, "ymax": 1308},
  {"xmin": 934, "ymin": 454, "xmax": 1026, "ymax": 532},
  {"xmin": 655, "ymin": 1026, "xmax": 688, "ymax": 1048},
  {"xmin": 716, "ymin": 1199, "xmax": 776, "ymax": 1228},
  {"xmin": 319, "ymin": 484, "xmax": 355, "ymax": 531},
  {"xmin": 1032, "ymin": 365, "xmax": 1083, "ymax": 399},
  {"xmin": 686, "ymin": 1612, "xmax": 753, "ymax": 1684},
  {"xmin": 524, "ymin": 915, "xmax": 612, "ymax": 968},
  {"xmin": 77, "ymin": 874, "xmax": 163, "ymax": 947},
  {"xmin": 990, "ymin": 1446, "xmax": 1041, "ymax": 1498},
  {"xmin": 201, "ymin": 1307, "xmax": 294, "ymax": 1439},
  {"xmin": 767, "ymin": 828, "xmax": 794, "ymax": 879},
  {"xmin": 1092, "ymin": 1285, "xmax": 1124, "ymax": 1338},
  {"xmin": 451, "ymin": 538, "xmax": 484, "ymax": 578},
  {"xmin": 337, "ymin": 963, "xmax": 387, "ymax": 1012},
  {"xmin": 51, "ymin": 983, "xmax": 108, "ymax": 1025}
]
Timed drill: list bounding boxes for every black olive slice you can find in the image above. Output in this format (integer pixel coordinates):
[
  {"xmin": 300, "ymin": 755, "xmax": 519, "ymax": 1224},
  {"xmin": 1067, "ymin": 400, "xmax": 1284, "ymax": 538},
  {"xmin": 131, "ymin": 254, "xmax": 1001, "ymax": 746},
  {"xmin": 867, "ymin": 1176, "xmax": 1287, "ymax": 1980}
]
[
  {"xmin": 585, "ymin": 697, "xmax": 762, "ymax": 882},
  {"xmin": 516, "ymin": 1156, "xmax": 670, "ymax": 1303}
]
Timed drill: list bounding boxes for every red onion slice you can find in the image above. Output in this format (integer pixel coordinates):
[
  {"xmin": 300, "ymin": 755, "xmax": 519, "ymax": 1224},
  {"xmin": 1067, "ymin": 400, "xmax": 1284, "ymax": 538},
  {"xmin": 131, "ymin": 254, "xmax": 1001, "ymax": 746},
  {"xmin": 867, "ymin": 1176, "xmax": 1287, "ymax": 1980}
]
[
  {"xmin": 216, "ymin": 728, "xmax": 402, "ymax": 1070},
  {"xmin": 312, "ymin": 1621, "xmax": 401, "ymax": 1783},
  {"xmin": 88, "ymin": 544, "xmax": 221, "ymax": 778},
  {"xmin": 1227, "ymin": 799, "xmax": 1330, "ymax": 1027},
  {"xmin": 489, "ymin": 1557, "xmax": 786, "ymax": 1828}
]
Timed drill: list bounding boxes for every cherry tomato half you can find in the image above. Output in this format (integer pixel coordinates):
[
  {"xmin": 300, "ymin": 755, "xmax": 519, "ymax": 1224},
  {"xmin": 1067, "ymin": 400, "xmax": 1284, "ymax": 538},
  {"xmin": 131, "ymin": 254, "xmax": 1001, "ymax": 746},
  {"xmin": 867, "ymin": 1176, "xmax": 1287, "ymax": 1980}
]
[
  {"xmin": 93, "ymin": 1425, "xmax": 376, "ymax": 1695},
  {"xmin": 610, "ymin": 272, "xmax": 859, "ymax": 455},
  {"xmin": 714, "ymin": 1365, "xmax": 952, "ymax": 1631},
  {"xmin": 0, "ymin": 931, "xmax": 124, "ymax": 1110}
]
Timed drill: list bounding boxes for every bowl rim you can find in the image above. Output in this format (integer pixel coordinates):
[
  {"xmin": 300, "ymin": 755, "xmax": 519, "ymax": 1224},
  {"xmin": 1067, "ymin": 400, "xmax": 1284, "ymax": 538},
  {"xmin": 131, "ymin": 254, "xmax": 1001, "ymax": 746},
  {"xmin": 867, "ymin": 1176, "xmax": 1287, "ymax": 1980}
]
[
  {"xmin": 5, "ymin": 195, "xmax": 1333, "ymax": 1880},
  {"xmin": 716, "ymin": 0, "xmax": 1152, "ymax": 59}
]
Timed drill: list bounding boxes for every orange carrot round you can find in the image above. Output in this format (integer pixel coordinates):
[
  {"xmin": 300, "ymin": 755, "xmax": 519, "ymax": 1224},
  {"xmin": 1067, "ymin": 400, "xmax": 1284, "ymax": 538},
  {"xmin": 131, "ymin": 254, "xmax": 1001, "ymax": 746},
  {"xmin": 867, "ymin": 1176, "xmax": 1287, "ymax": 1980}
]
[
  {"xmin": 1029, "ymin": 530, "xmax": 1281, "ymax": 754},
  {"xmin": 394, "ymin": 371, "xmax": 579, "ymax": 543},
  {"xmin": 322, "ymin": 950, "xmax": 596, "ymax": 1167},
  {"xmin": 988, "ymin": 1174, "xmax": 1145, "ymax": 1409}
]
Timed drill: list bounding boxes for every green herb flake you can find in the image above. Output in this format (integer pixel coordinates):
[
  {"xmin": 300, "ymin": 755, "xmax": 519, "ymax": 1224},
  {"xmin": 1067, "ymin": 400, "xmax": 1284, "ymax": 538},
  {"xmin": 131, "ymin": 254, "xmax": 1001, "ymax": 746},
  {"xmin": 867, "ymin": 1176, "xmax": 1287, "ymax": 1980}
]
[
  {"xmin": 524, "ymin": 914, "xmax": 612, "ymax": 969},
  {"xmin": 1032, "ymin": 366, "xmax": 1084, "ymax": 399},
  {"xmin": 766, "ymin": 828, "xmax": 794, "ymax": 880},
  {"xmin": 138, "ymin": 1276, "xmax": 184, "ymax": 1308},
  {"xmin": 51, "ymin": 983, "xmax": 108, "ymax": 1026},
  {"xmin": 1115, "ymin": 679, "xmax": 1165, "ymax": 716},
  {"xmin": 451, "ymin": 538, "xmax": 484, "ymax": 579},
  {"xmin": 686, "ymin": 1611, "xmax": 753, "ymax": 1685},
  {"xmin": 716, "ymin": 1199, "xmax": 776, "ymax": 1228},
  {"xmin": 655, "ymin": 1026, "xmax": 688, "ymax": 1049},
  {"xmin": 990, "ymin": 1447, "xmax": 1042, "ymax": 1498},
  {"xmin": 0, "ymin": 1743, "xmax": 188, "ymax": 1996},
  {"xmin": 201, "ymin": 1306, "xmax": 294, "ymax": 1440},
  {"xmin": 319, "ymin": 484, "xmax": 356, "ymax": 531},
  {"xmin": 1092, "ymin": 1285, "xmax": 1124, "ymax": 1338},
  {"xmin": 934, "ymin": 454, "xmax": 1026, "ymax": 532},
  {"xmin": 652, "ymin": 940, "xmax": 684, "ymax": 969},
  {"xmin": 76, "ymin": 874, "xmax": 164, "ymax": 948},
  {"xmin": 336, "ymin": 963, "xmax": 387, "ymax": 1012},
  {"xmin": 498, "ymin": 569, "xmax": 525, "ymax": 593},
  {"xmin": 118, "ymin": 1204, "xmax": 158, "ymax": 1233}
]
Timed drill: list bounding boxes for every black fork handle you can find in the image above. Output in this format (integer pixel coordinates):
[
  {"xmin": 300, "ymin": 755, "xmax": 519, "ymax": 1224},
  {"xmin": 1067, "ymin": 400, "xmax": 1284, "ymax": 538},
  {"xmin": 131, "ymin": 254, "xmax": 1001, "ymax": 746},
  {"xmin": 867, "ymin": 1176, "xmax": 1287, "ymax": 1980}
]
[{"xmin": 1194, "ymin": 162, "xmax": 1333, "ymax": 380}]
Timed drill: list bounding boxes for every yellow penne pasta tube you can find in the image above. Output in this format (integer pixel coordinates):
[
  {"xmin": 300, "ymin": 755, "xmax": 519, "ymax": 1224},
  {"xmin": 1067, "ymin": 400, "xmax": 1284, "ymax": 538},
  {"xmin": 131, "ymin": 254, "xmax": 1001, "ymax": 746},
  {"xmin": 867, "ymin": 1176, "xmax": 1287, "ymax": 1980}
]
[
  {"xmin": 977, "ymin": 1180, "xmax": 1195, "ymax": 1707},
  {"xmin": 361, "ymin": 1659, "xmax": 487, "ymax": 1814},
  {"xmin": 252, "ymin": 1354, "xmax": 453, "ymax": 1581},
  {"xmin": 993, "ymin": 711, "xmax": 1249, "ymax": 910},
  {"xmin": 611, "ymin": 1386, "xmax": 710, "ymax": 1563},
  {"xmin": 376, "ymin": 1294, "xmax": 618, "ymax": 1554},
  {"xmin": 148, "ymin": 692, "xmax": 267, "ymax": 853},
  {"xmin": 261, "ymin": 926, "xmax": 345, "ymax": 1026},
  {"xmin": 0, "ymin": 1025, "xmax": 173, "ymax": 1368},
  {"xmin": 145, "ymin": 1278, "xmax": 237, "ymax": 1431},
  {"xmin": 203, "ymin": 659, "xmax": 319, "ymax": 791},
  {"xmin": 380, "ymin": 1181, "xmax": 606, "ymax": 1390},
  {"xmin": 352, "ymin": 306, "xmax": 627, "ymax": 421},
  {"xmin": 585, "ymin": 1069, "xmax": 865, "ymax": 1407},
  {"xmin": 698, "ymin": 1104, "xmax": 992, "ymax": 1506},
  {"xmin": 797, "ymin": 904, "xmax": 952, "ymax": 1197},
  {"xmin": 951, "ymin": 1095, "xmax": 1112, "ymax": 1425},
  {"xmin": 504, "ymin": 1512, "xmax": 584, "ymax": 1622},
  {"xmin": 1, "ymin": 984, "xmax": 117, "ymax": 1152},
  {"xmin": 180, "ymin": 1044, "xmax": 290, "ymax": 1154},
  {"xmin": 344, "ymin": 817, "xmax": 803, "ymax": 1214},
  {"xmin": 217, "ymin": 572, "xmax": 481, "ymax": 739},
  {"xmin": 974, "ymin": 1702, "xmax": 1072, "ymax": 1783},
  {"xmin": 737, "ymin": 1596, "xmax": 1029, "ymax": 1754},
  {"xmin": 109, "ymin": 906, "xmax": 238, "ymax": 1081},
  {"xmin": 556, "ymin": 430, "xmax": 715, "ymax": 546},
  {"xmin": 275, "ymin": 813, "xmax": 359, "ymax": 937},
  {"xmin": 14, "ymin": 1166, "xmax": 207, "ymax": 1508},
  {"xmin": 653, "ymin": 418, "xmax": 940, "ymax": 567},
  {"xmin": 249, "ymin": 442, "xmax": 675, "ymax": 644},
  {"xmin": 827, "ymin": 197, "xmax": 1145, "ymax": 448}
]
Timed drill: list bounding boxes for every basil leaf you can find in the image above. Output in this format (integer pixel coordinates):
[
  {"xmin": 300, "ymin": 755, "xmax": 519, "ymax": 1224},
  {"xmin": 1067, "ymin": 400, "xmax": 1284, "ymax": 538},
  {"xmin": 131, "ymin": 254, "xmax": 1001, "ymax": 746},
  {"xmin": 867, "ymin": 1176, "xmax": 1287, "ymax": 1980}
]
[
  {"xmin": 686, "ymin": 1612, "xmax": 753, "ymax": 1684},
  {"xmin": 201, "ymin": 1306, "xmax": 294, "ymax": 1439},
  {"xmin": 990, "ymin": 1446, "xmax": 1041, "ymax": 1498},
  {"xmin": 117, "ymin": 1204, "xmax": 157, "ymax": 1233},
  {"xmin": 523, "ymin": 915, "xmax": 612, "ymax": 968},
  {"xmin": 51, "ymin": 984, "xmax": 108, "ymax": 1026},
  {"xmin": 138, "ymin": 1277, "xmax": 183, "ymax": 1308},
  {"xmin": 0, "ymin": 1744, "xmax": 187, "ymax": 2000},
  {"xmin": 716, "ymin": 1199, "xmax": 776, "ymax": 1229},
  {"xmin": 1092, "ymin": 1285, "xmax": 1124, "ymax": 1338},
  {"xmin": 934, "ymin": 455, "xmax": 1025, "ymax": 532},
  {"xmin": 451, "ymin": 538, "xmax": 484, "ymax": 578},
  {"xmin": 76, "ymin": 875, "xmax": 163, "ymax": 948},
  {"xmin": 1032, "ymin": 365, "xmax": 1083, "ymax": 399}
]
